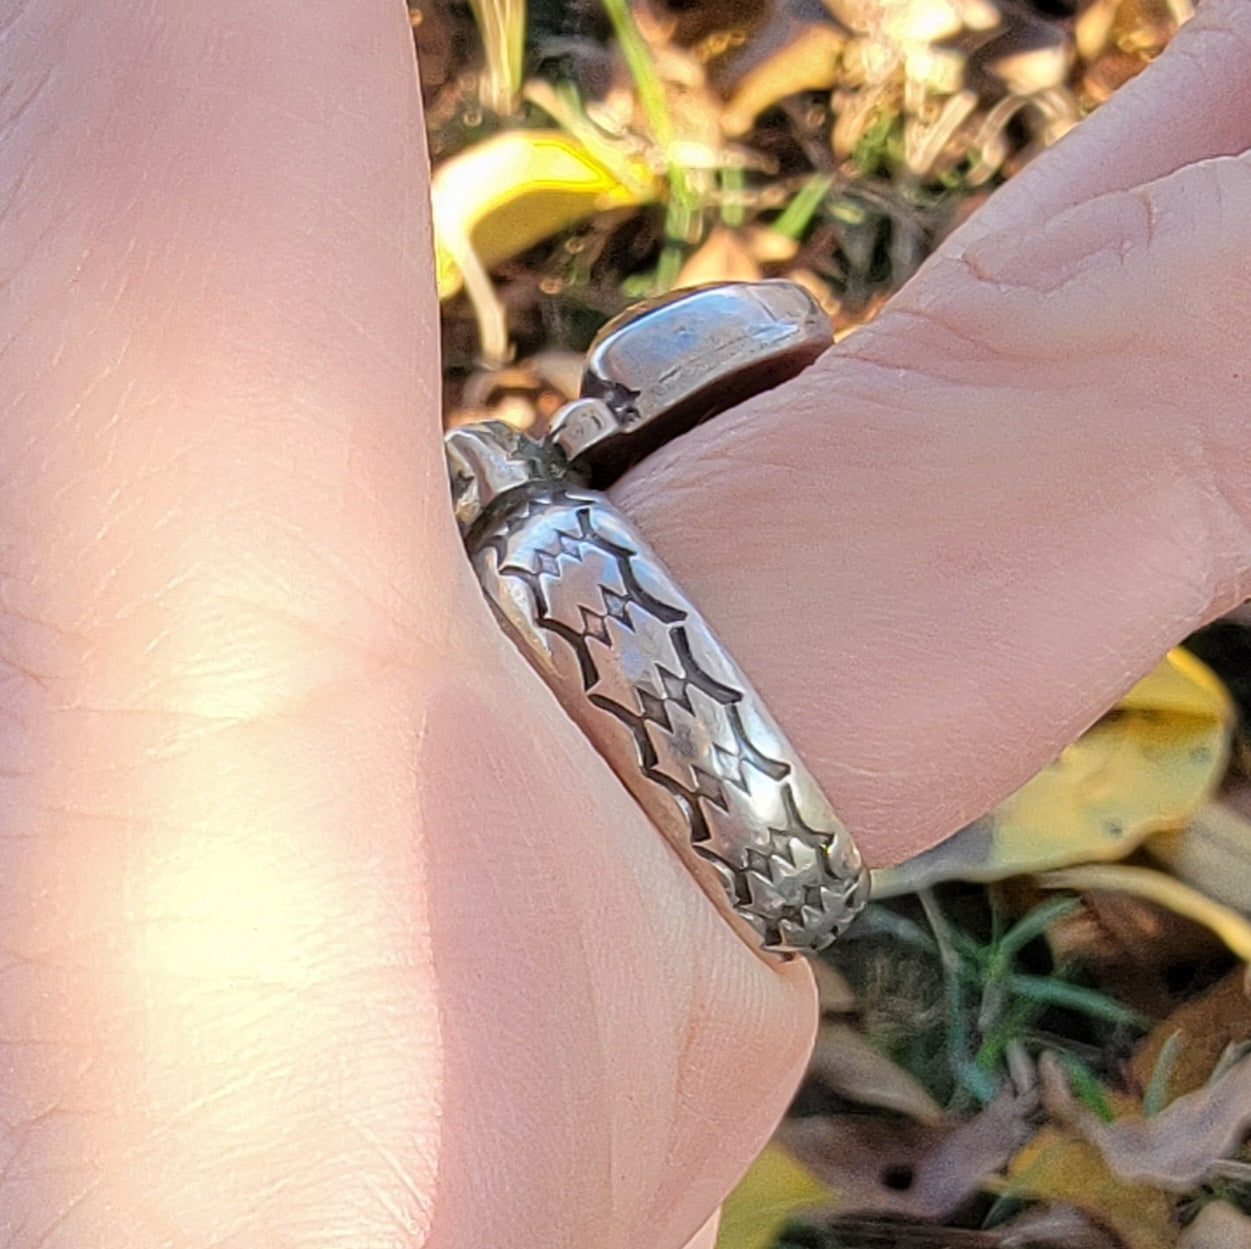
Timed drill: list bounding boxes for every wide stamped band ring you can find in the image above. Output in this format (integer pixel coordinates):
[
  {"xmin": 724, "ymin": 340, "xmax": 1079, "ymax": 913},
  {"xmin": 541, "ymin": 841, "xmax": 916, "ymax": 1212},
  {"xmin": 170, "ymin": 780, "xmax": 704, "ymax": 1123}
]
[{"xmin": 445, "ymin": 281, "xmax": 869, "ymax": 955}]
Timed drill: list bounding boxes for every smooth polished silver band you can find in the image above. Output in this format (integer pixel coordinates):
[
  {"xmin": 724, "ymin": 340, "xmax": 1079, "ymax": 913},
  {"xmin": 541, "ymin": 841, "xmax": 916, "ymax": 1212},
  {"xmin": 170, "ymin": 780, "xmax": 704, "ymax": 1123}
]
[{"xmin": 445, "ymin": 281, "xmax": 869, "ymax": 955}]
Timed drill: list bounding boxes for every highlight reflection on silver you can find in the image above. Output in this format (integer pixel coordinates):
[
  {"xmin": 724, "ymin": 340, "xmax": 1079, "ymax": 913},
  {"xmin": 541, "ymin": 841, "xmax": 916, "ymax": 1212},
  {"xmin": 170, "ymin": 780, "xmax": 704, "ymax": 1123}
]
[{"xmin": 447, "ymin": 282, "xmax": 867, "ymax": 954}]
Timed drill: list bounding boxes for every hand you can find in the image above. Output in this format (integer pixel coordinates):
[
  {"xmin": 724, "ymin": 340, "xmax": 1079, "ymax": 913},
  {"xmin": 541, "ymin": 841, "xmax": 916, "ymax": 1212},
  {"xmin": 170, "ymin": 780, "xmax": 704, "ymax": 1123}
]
[{"xmin": 0, "ymin": 3, "xmax": 1247, "ymax": 1246}]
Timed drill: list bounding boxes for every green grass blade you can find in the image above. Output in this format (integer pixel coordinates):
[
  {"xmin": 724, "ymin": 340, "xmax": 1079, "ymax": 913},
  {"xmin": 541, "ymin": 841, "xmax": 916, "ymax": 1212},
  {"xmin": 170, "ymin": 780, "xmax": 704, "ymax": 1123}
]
[
  {"xmin": 993, "ymin": 895, "xmax": 1083, "ymax": 970},
  {"xmin": 771, "ymin": 175, "xmax": 834, "ymax": 240},
  {"xmin": 1143, "ymin": 1029, "xmax": 1183, "ymax": 1117},
  {"xmin": 1053, "ymin": 1051, "xmax": 1116, "ymax": 1123},
  {"xmin": 1005, "ymin": 973, "xmax": 1147, "ymax": 1028},
  {"xmin": 600, "ymin": 0, "xmax": 696, "ymax": 223}
]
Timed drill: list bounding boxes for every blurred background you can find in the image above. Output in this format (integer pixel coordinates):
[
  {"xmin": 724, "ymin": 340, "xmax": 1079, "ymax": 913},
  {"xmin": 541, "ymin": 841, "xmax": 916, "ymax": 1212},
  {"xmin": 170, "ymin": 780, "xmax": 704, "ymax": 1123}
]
[{"xmin": 412, "ymin": 4, "xmax": 1251, "ymax": 1246}]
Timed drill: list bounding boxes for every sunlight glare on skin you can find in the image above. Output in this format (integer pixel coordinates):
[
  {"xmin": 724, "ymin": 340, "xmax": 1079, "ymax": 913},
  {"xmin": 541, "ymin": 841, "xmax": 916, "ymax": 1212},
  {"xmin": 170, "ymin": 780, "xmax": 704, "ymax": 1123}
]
[
  {"xmin": 85, "ymin": 703, "xmax": 447, "ymax": 1242},
  {"xmin": 131, "ymin": 816, "xmax": 319, "ymax": 990},
  {"xmin": 60, "ymin": 625, "xmax": 449, "ymax": 1240}
]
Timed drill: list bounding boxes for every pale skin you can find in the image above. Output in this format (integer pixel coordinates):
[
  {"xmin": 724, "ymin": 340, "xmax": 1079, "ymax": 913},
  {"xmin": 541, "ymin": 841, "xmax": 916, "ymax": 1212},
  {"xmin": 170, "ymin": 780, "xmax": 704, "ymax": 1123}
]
[{"xmin": 0, "ymin": 1, "xmax": 1248, "ymax": 1245}]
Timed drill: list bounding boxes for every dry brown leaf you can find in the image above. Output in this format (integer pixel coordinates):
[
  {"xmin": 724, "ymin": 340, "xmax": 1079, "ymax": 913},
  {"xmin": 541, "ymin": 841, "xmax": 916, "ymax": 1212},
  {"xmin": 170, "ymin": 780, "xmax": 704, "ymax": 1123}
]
[
  {"xmin": 743, "ymin": 224, "xmax": 799, "ymax": 264},
  {"xmin": 1149, "ymin": 801, "xmax": 1251, "ymax": 915},
  {"xmin": 1078, "ymin": 0, "xmax": 1192, "ymax": 101},
  {"xmin": 1074, "ymin": 0, "xmax": 1120, "ymax": 60},
  {"xmin": 1049, "ymin": 887, "xmax": 1223, "ymax": 969},
  {"xmin": 1046, "ymin": 887, "xmax": 1223, "ymax": 1020},
  {"xmin": 1041, "ymin": 1050, "xmax": 1251, "ymax": 1192},
  {"xmin": 676, "ymin": 226, "xmax": 763, "ymax": 285},
  {"xmin": 1132, "ymin": 971, "xmax": 1251, "ymax": 1101},
  {"xmin": 989, "ymin": 44, "xmax": 1071, "ymax": 95},
  {"xmin": 1179, "ymin": 1201, "xmax": 1251, "ymax": 1249},
  {"xmin": 722, "ymin": 24, "xmax": 848, "ymax": 137},
  {"xmin": 903, "ymin": 88, "xmax": 977, "ymax": 176},
  {"xmin": 779, "ymin": 1088, "xmax": 1031, "ymax": 1220},
  {"xmin": 1075, "ymin": 0, "xmax": 1192, "ymax": 63},
  {"xmin": 996, "ymin": 1202, "xmax": 1122, "ymax": 1249},
  {"xmin": 812, "ymin": 958, "xmax": 857, "ymax": 1016},
  {"xmin": 1037, "ymin": 865, "xmax": 1251, "ymax": 963},
  {"xmin": 1001, "ymin": 1127, "xmax": 1177, "ymax": 1249},
  {"xmin": 826, "ymin": 0, "xmax": 994, "ymax": 41},
  {"xmin": 526, "ymin": 350, "xmax": 585, "ymax": 402},
  {"xmin": 808, "ymin": 1022, "xmax": 944, "ymax": 1123},
  {"xmin": 972, "ymin": 7, "xmax": 1073, "ymax": 95}
]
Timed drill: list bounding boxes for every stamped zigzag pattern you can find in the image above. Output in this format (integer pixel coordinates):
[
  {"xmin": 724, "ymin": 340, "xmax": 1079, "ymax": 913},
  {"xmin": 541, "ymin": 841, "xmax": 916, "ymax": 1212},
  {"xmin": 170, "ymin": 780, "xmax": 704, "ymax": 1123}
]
[{"xmin": 479, "ymin": 486, "xmax": 865, "ymax": 952}]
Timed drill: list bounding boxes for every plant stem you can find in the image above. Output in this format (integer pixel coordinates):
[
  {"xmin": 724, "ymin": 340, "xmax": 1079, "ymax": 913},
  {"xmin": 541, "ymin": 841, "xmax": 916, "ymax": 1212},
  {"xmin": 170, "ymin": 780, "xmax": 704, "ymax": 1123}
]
[
  {"xmin": 919, "ymin": 889, "xmax": 985, "ymax": 1108},
  {"xmin": 772, "ymin": 174, "xmax": 833, "ymax": 239},
  {"xmin": 601, "ymin": 0, "xmax": 699, "ymax": 280},
  {"xmin": 719, "ymin": 163, "xmax": 746, "ymax": 228}
]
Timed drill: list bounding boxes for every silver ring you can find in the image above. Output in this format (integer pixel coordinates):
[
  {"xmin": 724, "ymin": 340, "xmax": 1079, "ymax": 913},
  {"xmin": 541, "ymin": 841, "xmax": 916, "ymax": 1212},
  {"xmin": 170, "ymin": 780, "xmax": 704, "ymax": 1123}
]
[{"xmin": 445, "ymin": 281, "xmax": 869, "ymax": 955}]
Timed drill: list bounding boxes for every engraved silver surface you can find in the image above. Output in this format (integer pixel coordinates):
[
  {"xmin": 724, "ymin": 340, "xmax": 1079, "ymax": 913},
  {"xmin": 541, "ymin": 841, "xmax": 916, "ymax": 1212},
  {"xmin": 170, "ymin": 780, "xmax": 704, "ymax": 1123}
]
[{"xmin": 448, "ymin": 282, "xmax": 868, "ymax": 955}]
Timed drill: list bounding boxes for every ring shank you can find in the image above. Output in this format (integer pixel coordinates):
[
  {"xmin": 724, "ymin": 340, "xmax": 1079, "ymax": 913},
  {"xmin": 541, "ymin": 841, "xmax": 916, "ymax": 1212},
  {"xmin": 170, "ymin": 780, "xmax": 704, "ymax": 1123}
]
[{"xmin": 472, "ymin": 482, "xmax": 868, "ymax": 955}]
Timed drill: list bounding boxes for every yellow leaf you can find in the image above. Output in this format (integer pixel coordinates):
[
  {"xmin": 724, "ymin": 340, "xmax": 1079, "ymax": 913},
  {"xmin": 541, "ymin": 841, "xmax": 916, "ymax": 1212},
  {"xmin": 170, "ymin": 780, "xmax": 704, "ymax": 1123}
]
[
  {"xmin": 1041, "ymin": 1045, "xmax": 1251, "ymax": 1192},
  {"xmin": 873, "ymin": 649, "xmax": 1233, "ymax": 895},
  {"xmin": 1118, "ymin": 646, "xmax": 1229, "ymax": 717},
  {"xmin": 1001, "ymin": 1127, "xmax": 1177, "ymax": 1249},
  {"xmin": 716, "ymin": 1143, "xmax": 831, "ymax": 1249},
  {"xmin": 744, "ymin": 226, "xmax": 800, "ymax": 264},
  {"xmin": 1037, "ymin": 864, "xmax": 1251, "ymax": 962},
  {"xmin": 432, "ymin": 130, "xmax": 653, "ymax": 299}
]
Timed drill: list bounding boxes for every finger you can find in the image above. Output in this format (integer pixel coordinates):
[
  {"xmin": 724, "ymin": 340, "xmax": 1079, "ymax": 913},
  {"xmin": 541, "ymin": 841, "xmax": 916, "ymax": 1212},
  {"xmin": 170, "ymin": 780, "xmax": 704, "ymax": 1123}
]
[
  {"xmin": 414, "ymin": 668, "xmax": 817, "ymax": 1249},
  {"xmin": 613, "ymin": 7, "xmax": 1251, "ymax": 865},
  {"xmin": 0, "ymin": 4, "xmax": 813, "ymax": 1247}
]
